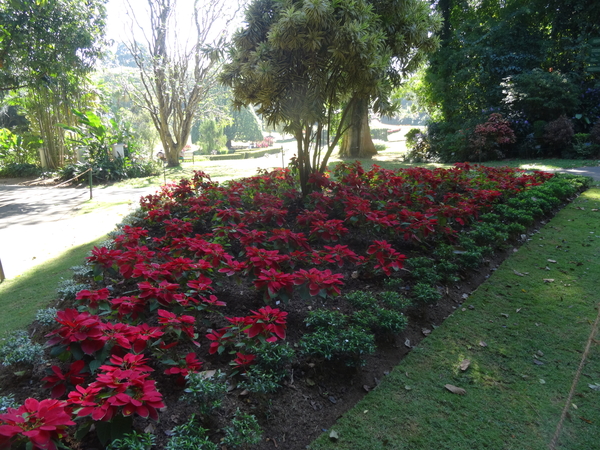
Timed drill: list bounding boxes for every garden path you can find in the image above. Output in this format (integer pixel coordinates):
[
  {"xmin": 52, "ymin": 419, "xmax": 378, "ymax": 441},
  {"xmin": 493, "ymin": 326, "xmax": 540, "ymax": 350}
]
[{"xmin": 0, "ymin": 182, "xmax": 157, "ymax": 279}]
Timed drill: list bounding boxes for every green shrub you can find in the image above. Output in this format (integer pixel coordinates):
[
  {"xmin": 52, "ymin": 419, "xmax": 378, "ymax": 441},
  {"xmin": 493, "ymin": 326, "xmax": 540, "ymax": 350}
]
[
  {"xmin": 252, "ymin": 342, "xmax": 294, "ymax": 380},
  {"xmin": 352, "ymin": 307, "xmax": 408, "ymax": 336},
  {"xmin": 0, "ymin": 395, "xmax": 18, "ymax": 412},
  {"xmin": 301, "ymin": 309, "xmax": 376, "ymax": 366},
  {"xmin": 106, "ymin": 431, "xmax": 155, "ymax": 450},
  {"xmin": 591, "ymin": 118, "xmax": 600, "ymax": 145},
  {"xmin": 165, "ymin": 415, "xmax": 218, "ymax": 450},
  {"xmin": 379, "ymin": 291, "xmax": 412, "ymax": 311},
  {"xmin": 0, "ymin": 331, "xmax": 45, "ymax": 367},
  {"xmin": 404, "ymin": 130, "xmax": 434, "ymax": 162},
  {"xmin": 58, "ymin": 158, "xmax": 160, "ymax": 184},
  {"xmin": 0, "ymin": 162, "xmax": 44, "ymax": 178},
  {"xmin": 469, "ymin": 222, "xmax": 509, "ymax": 247},
  {"xmin": 35, "ymin": 308, "xmax": 58, "ymax": 326},
  {"xmin": 411, "ymin": 283, "xmax": 441, "ymax": 305},
  {"xmin": 222, "ymin": 409, "xmax": 262, "ymax": 449},
  {"xmin": 238, "ymin": 368, "xmax": 282, "ymax": 394},
  {"xmin": 370, "ymin": 128, "xmax": 388, "ymax": 141},
  {"xmin": 181, "ymin": 370, "xmax": 228, "ymax": 414},
  {"xmin": 304, "ymin": 309, "xmax": 347, "ymax": 330},
  {"xmin": 56, "ymin": 279, "xmax": 90, "ymax": 301},
  {"xmin": 405, "ymin": 128, "xmax": 422, "ymax": 148},
  {"xmin": 572, "ymin": 133, "xmax": 600, "ymax": 158},
  {"xmin": 345, "ymin": 291, "xmax": 377, "ymax": 309}
]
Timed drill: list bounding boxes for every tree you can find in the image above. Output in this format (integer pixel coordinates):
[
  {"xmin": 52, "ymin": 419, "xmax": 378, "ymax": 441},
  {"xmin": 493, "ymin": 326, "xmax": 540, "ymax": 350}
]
[
  {"xmin": 338, "ymin": 0, "xmax": 439, "ymax": 158},
  {"xmin": 0, "ymin": 0, "xmax": 106, "ymax": 92},
  {"xmin": 0, "ymin": 0, "xmax": 107, "ymax": 169},
  {"xmin": 221, "ymin": 0, "xmax": 391, "ymax": 195},
  {"xmin": 125, "ymin": 0, "xmax": 237, "ymax": 167},
  {"xmin": 422, "ymin": 0, "xmax": 600, "ymax": 131},
  {"xmin": 197, "ymin": 119, "xmax": 227, "ymax": 154},
  {"xmin": 223, "ymin": 106, "xmax": 263, "ymax": 148}
]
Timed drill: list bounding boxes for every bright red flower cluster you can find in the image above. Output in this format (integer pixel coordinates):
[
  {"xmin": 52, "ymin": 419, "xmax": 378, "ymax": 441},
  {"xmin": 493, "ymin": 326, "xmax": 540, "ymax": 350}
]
[
  {"xmin": 67, "ymin": 354, "xmax": 164, "ymax": 422},
  {"xmin": 0, "ymin": 398, "xmax": 75, "ymax": 450}
]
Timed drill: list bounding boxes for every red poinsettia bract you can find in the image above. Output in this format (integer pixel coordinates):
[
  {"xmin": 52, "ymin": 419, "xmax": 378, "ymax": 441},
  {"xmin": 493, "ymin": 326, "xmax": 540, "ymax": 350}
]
[{"xmin": 0, "ymin": 398, "xmax": 75, "ymax": 450}]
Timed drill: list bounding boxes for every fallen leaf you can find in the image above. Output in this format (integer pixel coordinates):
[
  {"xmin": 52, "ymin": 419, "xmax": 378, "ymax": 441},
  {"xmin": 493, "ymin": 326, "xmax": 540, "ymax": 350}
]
[
  {"xmin": 579, "ymin": 417, "xmax": 593, "ymax": 424},
  {"xmin": 329, "ymin": 430, "xmax": 339, "ymax": 441},
  {"xmin": 572, "ymin": 403, "xmax": 578, "ymax": 410},
  {"xmin": 351, "ymin": 271, "xmax": 359, "ymax": 279},
  {"xmin": 501, "ymin": 313, "xmax": 509, "ymax": 318},
  {"xmin": 533, "ymin": 359, "xmax": 545, "ymax": 365},
  {"xmin": 537, "ymin": 350, "xmax": 544, "ymax": 356},
  {"xmin": 363, "ymin": 385, "xmax": 371, "ymax": 393},
  {"xmin": 404, "ymin": 385, "xmax": 412, "ymax": 391},
  {"xmin": 445, "ymin": 384, "xmax": 467, "ymax": 395},
  {"xmin": 513, "ymin": 270, "xmax": 525, "ymax": 277},
  {"xmin": 543, "ymin": 279, "xmax": 555, "ymax": 283},
  {"xmin": 588, "ymin": 383, "xmax": 600, "ymax": 391},
  {"xmin": 459, "ymin": 359, "xmax": 471, "ymax": 371},
  {"xmin": 404, "ymin": 338, "xmax": 411, "ymax": 348},
  {"xmin": 479, "ymin": 341, "xmax": 487, "ymax": 347},
  {"xmin": 548, "ymin": 259, "xmax": 557, "ymax": 263},
  {"xmin": 516, "ymin": 308, "xmax": 522, "ymax": 313},
  {"xmin": 422, "ymin": 328, "xmax": 432, "ymax": 336},
  {"xmin": 539, "ymin": 379, "xmax": 546, "ymax": 384},
  {"xmin": 200, "ymin": 369, "xmax": 217, "ymax": 379}
]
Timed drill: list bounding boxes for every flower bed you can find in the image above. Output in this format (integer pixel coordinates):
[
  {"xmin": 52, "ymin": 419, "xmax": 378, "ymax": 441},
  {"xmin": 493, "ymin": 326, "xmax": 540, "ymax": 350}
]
[{"xmin": 0, "ymin": 162, "xmax": 588, "ymax": 449}]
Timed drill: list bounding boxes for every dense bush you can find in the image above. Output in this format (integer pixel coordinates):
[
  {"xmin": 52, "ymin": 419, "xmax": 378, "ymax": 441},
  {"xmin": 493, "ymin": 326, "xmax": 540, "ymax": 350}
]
[
  {"xmin": 470, "ymin": 113, "xmax": 516, "ymax": 161},
  {"xmin": 590, "ymin": 119, "xmax": 600, "ymax": 146},
  {"xmin": 58, "ymin": 158, "xmax": 160, "ymax": 184},
  {"xmin": 571, "ymin": 133, "xmax": 600, "ymax": 159},
  {"xmin": 0, "ymin": 162, "xmax": 44, "ymax": 178},
  {"xmin": 543, "ymin": 115, "xmax": 574, "ymax": 156},
  {"xmin": 502, "ymin": 69, "xmax": 581, "ymax": 123}
]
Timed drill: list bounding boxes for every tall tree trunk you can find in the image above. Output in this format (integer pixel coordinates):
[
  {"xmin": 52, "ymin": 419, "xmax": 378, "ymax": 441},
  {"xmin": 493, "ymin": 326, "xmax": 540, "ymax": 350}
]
[{"xmin": 338, "ymin": 96, "xmax": 377, "ymax": 159}]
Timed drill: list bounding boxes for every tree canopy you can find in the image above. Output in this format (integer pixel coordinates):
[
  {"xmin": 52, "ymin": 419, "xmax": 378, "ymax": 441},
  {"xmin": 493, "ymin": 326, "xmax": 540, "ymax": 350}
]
[
  {"xmin": 0, "ymin": 0, "xmax": 106, "ymax": 92},
  {"xmin": 422, "ymin": 0, "xmax": 600, "ymax": 129},
  {"xmin": 126, "ymin": 0, "xmax": 236, "ymax": 166},
  {"xmin": 221, "ymin": 0, "xmax": 394, "ymax": 194}
]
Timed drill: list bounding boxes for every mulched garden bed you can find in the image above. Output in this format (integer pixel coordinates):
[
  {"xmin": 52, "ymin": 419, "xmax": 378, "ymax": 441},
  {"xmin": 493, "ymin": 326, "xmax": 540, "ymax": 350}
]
[{"xmin": 0, "ymin": 162, "xmax": 589, "ymax": 450}]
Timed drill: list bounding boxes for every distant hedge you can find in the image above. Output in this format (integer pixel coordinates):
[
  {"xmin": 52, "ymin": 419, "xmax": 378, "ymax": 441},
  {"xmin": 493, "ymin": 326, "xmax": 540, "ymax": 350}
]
[{"xmin": 207, "ymin": 147, "xmax": 283, "ymax": 161}]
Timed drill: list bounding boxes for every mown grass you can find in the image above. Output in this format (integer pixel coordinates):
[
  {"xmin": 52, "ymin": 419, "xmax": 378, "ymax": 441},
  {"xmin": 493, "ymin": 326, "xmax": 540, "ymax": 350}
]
[
  {"xmin": 310, "ymin": 188, "xmax": 600, "ymax": 450},
  {"xmin": 0, "ymin": 236, "xmax": 107, "ymax": 334}
]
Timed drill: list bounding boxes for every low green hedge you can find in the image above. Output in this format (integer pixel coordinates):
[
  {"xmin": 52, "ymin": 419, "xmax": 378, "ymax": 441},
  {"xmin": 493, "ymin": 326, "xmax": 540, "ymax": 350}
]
[{"xmin": 207, "ymin": 147, "xmax": 283, "ymax": 161}]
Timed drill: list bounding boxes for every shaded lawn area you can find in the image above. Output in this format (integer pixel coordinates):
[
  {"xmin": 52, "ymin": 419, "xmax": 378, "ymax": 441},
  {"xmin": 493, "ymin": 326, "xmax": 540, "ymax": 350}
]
[{"xmin": 0, "ymin": 237, "xmax": 107, "ymax": 333}]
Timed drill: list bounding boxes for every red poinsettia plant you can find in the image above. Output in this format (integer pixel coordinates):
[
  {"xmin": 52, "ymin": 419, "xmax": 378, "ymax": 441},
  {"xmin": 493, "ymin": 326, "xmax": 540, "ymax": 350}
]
[{"xmin": 0, "ymin": 398, "xmax": 75, "ymax": 450}]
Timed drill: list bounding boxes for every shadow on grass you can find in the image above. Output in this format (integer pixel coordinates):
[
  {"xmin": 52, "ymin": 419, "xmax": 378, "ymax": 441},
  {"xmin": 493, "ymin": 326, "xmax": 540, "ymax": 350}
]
[{"xmin": 0, "ymin": 235, "xmax": 107, "ymax": 334}]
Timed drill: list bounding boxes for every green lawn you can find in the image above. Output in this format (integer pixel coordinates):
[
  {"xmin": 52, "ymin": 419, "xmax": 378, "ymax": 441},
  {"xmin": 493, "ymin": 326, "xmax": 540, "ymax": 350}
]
[
  {"xmin": 0, "ymin": 237, "xmax": 107, "ymax": 333},
  {"xmin": 310, "ymin": 187, "xmax": 600, "ymax": 450}
]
